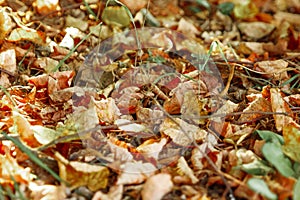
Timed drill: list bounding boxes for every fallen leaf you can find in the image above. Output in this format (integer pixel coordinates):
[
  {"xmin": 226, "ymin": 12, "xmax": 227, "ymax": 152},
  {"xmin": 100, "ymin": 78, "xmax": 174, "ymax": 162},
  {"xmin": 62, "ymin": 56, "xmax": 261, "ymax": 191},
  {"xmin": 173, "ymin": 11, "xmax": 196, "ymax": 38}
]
[
  {"xmin": 8, "ymin": 28, "xmax": 46, "ymax": 45},
  {"xmin": 137, "ymin": 138, "xmax": 167, "ymax": 160},
  {"xmin": 270, "ymin": 88, "xmax": 294, "ymax": 132},
  {"xmin": 55, "ymin": 152, "xmax": 109, "ymax": 191},
  {"xmin": 177, "ymin": 18, "xmax": 200, "ymax": 38},
  {"xmin": 101, "ymin": 6, "xmax": 130, "ymax": 28},
  {"xmin": 282, "ymin": 122, "xmax": 300, "ymax": 162},
  {"xmin": 29, "ymin": 183, "xmax": 66, "ymax": 200},
  {"xmin": 35, "ymin": 0, "xmax": 60, "ymax": 15},
  {"xmin": 177, "ymin": 156, "xmax": 199, "ymax": 184},
  {"xmin": 92, "ymin": 185, "xmax": 123, "ymax": 200},
  {"xmin": 160, "ymin": 117, "xmax": 207, "ymax": 146},
  {"xmin": 238, "ymin": 22, "xmax": 275, "ymax": 40},
  {"xmin": 141, "ymin": 173, "xmax": 173, "ymax": 200},
  {"xmin": 116, "ymin": 161, "xmax": 157, "ymax": 185},
  {"xmin": 254, "ymin": 59, "xmax": 289, "ymax": 81}
]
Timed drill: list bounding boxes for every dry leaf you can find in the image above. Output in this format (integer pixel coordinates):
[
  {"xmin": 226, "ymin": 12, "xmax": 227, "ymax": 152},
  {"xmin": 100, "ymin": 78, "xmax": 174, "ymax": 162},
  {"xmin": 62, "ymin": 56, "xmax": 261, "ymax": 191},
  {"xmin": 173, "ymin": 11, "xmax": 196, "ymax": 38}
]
[
  {"xmin": 255, "ymin": 59, "xmax": 289, "ymax": 81},
  {"xmin": 177, "ymin": 18, "xmax": 200, "ymax": 38},
  {"xmin": 270, "ymin": 88, "xmax": 294, "ymax": 132},
  {"xmin": 137, "ymin": 138, "xmax": 167, "ymax": 160},
  {"xmin": 29, "ymin": 183, "xmax": 66, "ymax": 200},
  {"xmin": 117, "ymin": 161, "xmax": 157, "ymax": 185},
  {"xmin": 9, "ymin": 111, "xmax": 40, "ymax": 147},
  {"xmin": 0, "ymin": 153, "xmax": 32, "ymax": 184},
  {"xmin": 92, "ymin": 185, "xmax": 123, "ymax": 200},
  {"xmin": 55, "ymin": 152, "xmax": 109, "ymax": 191},
  {"xmin": 35, "ymin": 0, "xmax": 60, "ymax": 15},
  {"xmin": 0, "ymin": 7, "xmax": 14, "ymax": 39},
  {"xmin": 94, "ymin": 98, "xmax": 121, "ymax": 124},
  {"xmin": 8, "ymin": 28, "xmax": 46, "ymax": 45},
  {"xmin": 177, "ymin": 156, "xmax": 199, "ymax": 184},
  {"xmin": 238, "ymin": 96, "xmax": 272, "ymax": 123},
  {"xmin": 238, "ymin": 22, "xmax": 275, "ymax": 40},
  {"xmin": 141, "ymin": 173, "xmax": 173, "ymax": 200},
  {"xmin": 282, "ymin": 122, "xmax": 300, "ymax": 162},
  {"xmin": 160, "ymin": 117, "xmax": 207, "ymax": 146}
]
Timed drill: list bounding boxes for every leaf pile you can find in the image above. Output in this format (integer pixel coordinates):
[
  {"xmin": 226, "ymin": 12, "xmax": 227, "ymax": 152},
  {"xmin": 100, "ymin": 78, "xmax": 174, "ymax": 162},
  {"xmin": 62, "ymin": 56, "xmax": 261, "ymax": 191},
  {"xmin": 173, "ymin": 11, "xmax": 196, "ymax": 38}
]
[{"xmin": 1, "ymin": 0, "xmax": 300, "ymax": 199}]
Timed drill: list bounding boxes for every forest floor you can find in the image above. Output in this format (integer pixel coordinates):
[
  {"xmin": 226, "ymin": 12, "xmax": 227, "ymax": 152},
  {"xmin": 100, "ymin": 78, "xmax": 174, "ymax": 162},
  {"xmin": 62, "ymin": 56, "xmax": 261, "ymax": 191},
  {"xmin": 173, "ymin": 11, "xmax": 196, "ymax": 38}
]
[{"xmin": 1, "ymin": 0, "xmax": 300, "ymax": 199}]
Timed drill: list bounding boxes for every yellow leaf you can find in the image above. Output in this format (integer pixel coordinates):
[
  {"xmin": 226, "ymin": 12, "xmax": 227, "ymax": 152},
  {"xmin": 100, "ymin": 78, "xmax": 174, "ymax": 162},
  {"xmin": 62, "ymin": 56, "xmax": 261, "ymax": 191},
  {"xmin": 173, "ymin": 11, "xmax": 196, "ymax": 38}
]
[
  {"xmin": 55, "ymin": 152, "xmax": 109, "ymax": 191},
  {"xmin": 282, "ymin": 123, "xmax": 300, "ymax": 162}
]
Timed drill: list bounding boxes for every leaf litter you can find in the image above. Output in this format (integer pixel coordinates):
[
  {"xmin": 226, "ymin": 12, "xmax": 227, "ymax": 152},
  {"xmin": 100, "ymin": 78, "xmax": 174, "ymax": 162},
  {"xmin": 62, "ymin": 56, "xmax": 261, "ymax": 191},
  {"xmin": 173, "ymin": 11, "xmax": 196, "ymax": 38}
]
[{"xmin": 1, "ymin": 0, "xmax": 300, "ymax": 199}]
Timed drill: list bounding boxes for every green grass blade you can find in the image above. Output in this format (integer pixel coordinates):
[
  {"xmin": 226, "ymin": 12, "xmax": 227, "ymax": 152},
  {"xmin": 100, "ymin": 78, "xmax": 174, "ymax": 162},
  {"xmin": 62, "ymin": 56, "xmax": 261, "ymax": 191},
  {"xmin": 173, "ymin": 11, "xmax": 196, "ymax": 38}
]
[{"xmin": 0, "ymin": 131, "xmax": 65, "ymax": 183}]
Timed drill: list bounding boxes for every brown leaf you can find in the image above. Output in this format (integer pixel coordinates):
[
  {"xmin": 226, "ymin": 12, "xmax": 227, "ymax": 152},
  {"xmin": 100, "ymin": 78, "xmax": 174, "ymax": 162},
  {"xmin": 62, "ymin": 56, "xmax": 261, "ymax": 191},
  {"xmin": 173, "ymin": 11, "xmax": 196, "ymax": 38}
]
[{"xmin": 270, "ymin": 88, "xmax": 294, "ymax": 132}]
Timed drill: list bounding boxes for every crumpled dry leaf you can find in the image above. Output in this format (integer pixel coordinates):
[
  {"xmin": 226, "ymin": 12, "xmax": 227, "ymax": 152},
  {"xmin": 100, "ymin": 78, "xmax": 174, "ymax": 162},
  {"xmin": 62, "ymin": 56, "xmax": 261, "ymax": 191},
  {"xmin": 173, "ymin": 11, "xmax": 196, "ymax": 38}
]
[
  {"xmin": 254, "ymin": 59, "xmax": 289, "ymax": 81},
  {"xmin": 141, "ymin": 173, "xmax": 173, "ymax": 200},
  {"xmin": 92, "ymin": 185, "xmax": 123, "ymax": 200},
  {"xmin": 191, "ymin": 142, "xmax": 222, "ymax": 172},
  {"xmin": 177, "ymin": 156, "xmax": 199, "ymax": 184},
  {"xmin": 55, "ymin": 152, "xmax": 109, "ymax": 191},
  {"xmin": 94, "ymin": 97, "xmax": 121, "ymax": 124},
  {"xmin": 29, "ymin": 183, "xmax": 66, "ymax": 200},
  {"xmin": 107, "ymin": 136, "xmax": 134, "ymax": 162},
  {"xmin": 69, "ymin": 101, "xmax": 99, "ymax": 134},
  {"xmin": 270, "ymin": 88, "xmax": 294, "ymax": 132},
  {"xmin": 116, "ymin": 161, "xmax": 157, "ymax": 185},
  {"xmin": 160, "ymin": 117, "xmax": 207, "ymax": 146}
]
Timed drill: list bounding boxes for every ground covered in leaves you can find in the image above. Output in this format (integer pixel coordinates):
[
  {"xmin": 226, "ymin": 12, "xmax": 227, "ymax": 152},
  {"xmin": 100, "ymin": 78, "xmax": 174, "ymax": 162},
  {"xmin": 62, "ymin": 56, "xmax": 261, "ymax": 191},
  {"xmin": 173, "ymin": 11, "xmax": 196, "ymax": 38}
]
[{"xmin": 1, "ymin": 0, "xmax": 300, "ymax": 199}]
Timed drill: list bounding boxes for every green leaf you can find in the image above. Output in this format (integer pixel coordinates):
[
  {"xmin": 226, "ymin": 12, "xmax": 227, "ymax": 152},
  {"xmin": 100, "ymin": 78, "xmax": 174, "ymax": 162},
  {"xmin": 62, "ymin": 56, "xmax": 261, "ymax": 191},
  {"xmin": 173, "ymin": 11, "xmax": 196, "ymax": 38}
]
[
  {"xmin": 240, "ymin": 160, "xmax": 273, "ymax": 176},
  {"xmin": 262, "ymin": 142, "xmax": 295, "ymax": 177},
  {"xmin": 247, "ymin": 178, "xmax": 277, "ymax": 200},
  {"xmin": 218, "ymin": 2, "xmax": 234, "ymax": 15},
  {"xmin": 256, "ymin": 130, "xmax": 284, "ymax": 145},
  {"xmin": 196, "ymin": 0, "xmax": 210, "ymax": 10},
  {"xmin": 294, "ymin": 177, "xmax": 300, "ymax": 200}
]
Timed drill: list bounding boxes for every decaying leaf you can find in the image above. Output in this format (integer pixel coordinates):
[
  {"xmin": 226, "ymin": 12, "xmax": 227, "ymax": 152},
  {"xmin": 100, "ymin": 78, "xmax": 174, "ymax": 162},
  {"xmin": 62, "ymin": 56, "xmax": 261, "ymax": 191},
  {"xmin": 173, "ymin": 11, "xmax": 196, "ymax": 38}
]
[
  {"xmin": 55, "ymin": 152, "xmax": 109, "ymax": 191},
  {"xmin": 141, "ymin": 173, "xmax": 173, "ymax": 200}
]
